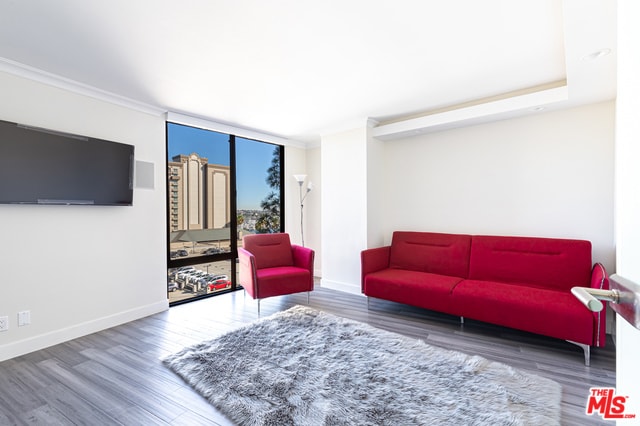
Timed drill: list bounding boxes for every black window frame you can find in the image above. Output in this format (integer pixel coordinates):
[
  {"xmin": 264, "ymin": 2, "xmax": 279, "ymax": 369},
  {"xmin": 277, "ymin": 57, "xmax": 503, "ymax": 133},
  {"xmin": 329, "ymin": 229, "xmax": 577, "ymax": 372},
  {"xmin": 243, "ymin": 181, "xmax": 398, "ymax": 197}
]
[{"xmin": 165, "ymin": 122, "xmax": 285, "ymax": 306}]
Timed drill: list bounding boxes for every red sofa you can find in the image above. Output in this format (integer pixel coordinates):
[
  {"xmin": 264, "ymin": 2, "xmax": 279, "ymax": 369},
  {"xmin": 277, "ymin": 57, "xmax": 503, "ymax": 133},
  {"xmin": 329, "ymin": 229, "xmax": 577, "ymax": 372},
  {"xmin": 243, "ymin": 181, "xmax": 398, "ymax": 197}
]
[{"xmin": 361, "ymin": 231, "xmax": 608, "ymax": 365}]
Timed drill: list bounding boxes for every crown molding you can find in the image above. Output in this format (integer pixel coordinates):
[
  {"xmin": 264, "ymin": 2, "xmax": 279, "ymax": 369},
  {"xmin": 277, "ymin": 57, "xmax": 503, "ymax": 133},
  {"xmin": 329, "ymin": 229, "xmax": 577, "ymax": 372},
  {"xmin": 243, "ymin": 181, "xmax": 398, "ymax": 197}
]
[
  {"xmin": 0, "ymin": 57, "xmax": 312, "ymax": 148},
  {"xmin": 0, "ymin": 57, "xmax": 166, "ymax": 116}
]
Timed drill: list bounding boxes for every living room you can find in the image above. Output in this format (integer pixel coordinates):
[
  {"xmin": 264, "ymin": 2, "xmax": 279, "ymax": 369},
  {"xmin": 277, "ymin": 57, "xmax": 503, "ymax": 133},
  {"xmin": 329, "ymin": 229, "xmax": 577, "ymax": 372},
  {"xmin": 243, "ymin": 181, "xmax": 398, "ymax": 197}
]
[{"xmin": 1, "ymin": 0, "xmax": 639, "ymax": 424}]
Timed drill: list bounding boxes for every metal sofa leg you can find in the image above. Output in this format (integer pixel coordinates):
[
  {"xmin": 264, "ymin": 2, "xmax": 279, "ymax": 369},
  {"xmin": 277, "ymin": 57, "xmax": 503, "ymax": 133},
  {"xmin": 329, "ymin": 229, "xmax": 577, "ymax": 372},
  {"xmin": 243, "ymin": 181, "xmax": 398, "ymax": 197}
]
[
  {"xmin": 307, "ymin": 291, "xmax": 310, "ymax": 305},
  {"xmin": 460, "ymin": 316, "xmax": 464, "ymax": 325},
  {"xmin": 257, "ymin": 299, "xmax": 261, "ymax": 317},
  {"xmin": 567, "ymin": 340, "xmax": 591, "ymax": 366}
]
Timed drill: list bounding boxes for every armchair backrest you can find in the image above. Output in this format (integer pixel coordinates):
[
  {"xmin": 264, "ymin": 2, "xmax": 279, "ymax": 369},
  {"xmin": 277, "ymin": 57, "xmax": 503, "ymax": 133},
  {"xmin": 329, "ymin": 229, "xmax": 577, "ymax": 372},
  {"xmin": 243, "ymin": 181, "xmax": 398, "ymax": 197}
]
[{"xmin": 242, "ymin": 233, "xmax": 294, "ymax": 270}]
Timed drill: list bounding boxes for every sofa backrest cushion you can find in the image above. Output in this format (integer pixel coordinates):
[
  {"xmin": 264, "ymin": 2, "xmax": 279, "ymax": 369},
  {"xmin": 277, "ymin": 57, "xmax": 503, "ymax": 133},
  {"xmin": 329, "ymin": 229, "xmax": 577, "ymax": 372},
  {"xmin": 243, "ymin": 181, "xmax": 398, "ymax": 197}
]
[
  {"xmin": 389, "ymin": 231, "xmax": 472, "ymax": 277},
  {"xmin": 468, "ymin": 235, "xmax": 592, "ymax": 290},
  {"xmin": 243, "ymin": 233, "xmax": 294, "ymax": 270}
]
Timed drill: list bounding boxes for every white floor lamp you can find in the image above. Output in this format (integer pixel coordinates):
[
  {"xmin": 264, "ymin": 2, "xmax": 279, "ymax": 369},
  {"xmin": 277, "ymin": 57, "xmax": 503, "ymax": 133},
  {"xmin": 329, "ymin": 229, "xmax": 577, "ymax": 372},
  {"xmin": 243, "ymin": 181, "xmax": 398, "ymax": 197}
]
[{"xmin": 293, "ymin": 174, "xmax": 312, "ymax": 247}]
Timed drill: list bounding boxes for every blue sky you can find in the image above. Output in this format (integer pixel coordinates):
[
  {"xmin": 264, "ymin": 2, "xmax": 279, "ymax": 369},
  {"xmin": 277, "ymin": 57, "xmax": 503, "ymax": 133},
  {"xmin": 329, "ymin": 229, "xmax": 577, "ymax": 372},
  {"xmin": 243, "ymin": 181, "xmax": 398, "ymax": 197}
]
[{"xmin": 167, "ymin": 123, "xmax": 277, "ymax": 210}]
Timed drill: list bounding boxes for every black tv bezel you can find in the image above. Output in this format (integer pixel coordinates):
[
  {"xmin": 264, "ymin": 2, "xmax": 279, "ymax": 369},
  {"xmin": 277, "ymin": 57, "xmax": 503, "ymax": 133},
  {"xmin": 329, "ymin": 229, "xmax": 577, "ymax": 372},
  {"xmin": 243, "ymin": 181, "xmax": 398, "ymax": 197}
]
[{"xmin": 0, "ymin": 119, "xmax": 135, "ymax": 206}]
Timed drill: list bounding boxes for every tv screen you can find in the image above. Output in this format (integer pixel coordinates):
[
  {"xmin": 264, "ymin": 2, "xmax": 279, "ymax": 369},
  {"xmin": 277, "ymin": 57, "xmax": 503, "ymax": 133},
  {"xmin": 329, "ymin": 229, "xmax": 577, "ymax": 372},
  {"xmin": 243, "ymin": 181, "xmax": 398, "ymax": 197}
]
[{"xmin": 0, "ymin": 119, "xmax": 134, "ymax": 206}]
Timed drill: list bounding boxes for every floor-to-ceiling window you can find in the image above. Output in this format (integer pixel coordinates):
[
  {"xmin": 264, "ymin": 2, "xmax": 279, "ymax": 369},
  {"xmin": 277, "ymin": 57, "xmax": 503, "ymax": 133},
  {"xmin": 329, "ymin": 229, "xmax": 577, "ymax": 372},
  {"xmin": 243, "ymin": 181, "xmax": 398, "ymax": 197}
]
[{"xmin": 166, "ymin": 122, "xmax": 284, "ymax": 305}]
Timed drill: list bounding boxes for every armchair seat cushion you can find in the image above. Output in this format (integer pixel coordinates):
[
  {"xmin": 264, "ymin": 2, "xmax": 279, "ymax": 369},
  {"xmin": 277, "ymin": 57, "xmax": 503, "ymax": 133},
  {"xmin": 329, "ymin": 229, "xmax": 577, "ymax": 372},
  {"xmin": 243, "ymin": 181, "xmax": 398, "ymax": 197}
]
[{"xmin": 255, "ymin": 266, "xmax": 312, "ymax": 299}]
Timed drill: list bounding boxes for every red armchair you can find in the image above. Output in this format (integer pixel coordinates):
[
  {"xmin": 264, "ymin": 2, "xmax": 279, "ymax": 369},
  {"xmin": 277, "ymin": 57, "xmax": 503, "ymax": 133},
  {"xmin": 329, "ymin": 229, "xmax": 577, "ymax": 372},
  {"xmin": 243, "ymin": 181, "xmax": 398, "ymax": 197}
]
[{"xmin": 238, "ymin": 233, "xmax": 314, "ymax": 314}]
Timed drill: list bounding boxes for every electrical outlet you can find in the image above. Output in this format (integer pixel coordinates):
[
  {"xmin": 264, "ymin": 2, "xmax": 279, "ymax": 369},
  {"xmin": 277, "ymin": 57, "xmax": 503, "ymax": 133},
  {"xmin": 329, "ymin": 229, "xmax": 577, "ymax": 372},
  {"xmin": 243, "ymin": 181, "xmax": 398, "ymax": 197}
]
[
  {"xmin": 18, "ymin": 311, "xmax": 31, "ymax": 327},
  {"xmin": 0, "ymin": 316, "xmax": 8, "ymax": 331}
]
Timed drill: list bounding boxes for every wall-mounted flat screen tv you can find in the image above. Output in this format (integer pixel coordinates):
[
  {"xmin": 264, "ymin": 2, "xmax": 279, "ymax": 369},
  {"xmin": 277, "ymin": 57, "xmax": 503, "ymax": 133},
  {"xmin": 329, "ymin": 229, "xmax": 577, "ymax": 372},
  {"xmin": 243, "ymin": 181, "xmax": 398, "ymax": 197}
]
[{"xmin": 0, "ymin": 119, "xmax": 134, "ymax": 206}]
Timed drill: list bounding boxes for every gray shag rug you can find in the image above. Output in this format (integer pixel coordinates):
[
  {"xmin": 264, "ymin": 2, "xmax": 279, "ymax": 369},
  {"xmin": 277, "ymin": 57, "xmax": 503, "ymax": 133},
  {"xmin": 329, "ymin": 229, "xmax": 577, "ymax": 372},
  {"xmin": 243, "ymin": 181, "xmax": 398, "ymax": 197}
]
[{"xmin": 163, "ymin": 306, "xmax": 561, "ymax": 426}]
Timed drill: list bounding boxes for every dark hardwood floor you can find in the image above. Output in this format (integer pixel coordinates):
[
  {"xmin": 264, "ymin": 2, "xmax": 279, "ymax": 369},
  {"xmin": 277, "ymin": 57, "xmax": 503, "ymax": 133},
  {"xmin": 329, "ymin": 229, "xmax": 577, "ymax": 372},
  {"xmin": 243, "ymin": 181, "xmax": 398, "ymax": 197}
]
[{"xmin": 0, "ymin": 284, "xmax": 615, "ymax": 425}]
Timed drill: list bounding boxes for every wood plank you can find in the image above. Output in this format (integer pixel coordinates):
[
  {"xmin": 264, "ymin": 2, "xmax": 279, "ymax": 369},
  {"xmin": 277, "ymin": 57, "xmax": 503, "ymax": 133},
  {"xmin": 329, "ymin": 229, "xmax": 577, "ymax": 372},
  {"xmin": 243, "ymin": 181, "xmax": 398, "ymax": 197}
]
[{"xmin": 0, "ymin": 285, "xmax": 616, "ymax": 425}]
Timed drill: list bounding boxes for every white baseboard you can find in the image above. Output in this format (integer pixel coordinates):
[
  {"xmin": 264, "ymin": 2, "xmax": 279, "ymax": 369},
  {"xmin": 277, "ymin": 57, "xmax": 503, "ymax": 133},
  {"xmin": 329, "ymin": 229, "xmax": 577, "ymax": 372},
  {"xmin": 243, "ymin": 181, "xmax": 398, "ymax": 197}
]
[
  {"xmin": 320, "ymin": 278, "xmax": 364, "ymax": 296},
  {"xmin": 0, "ymin": 299, "xmax": 169, "ymax": 362}
]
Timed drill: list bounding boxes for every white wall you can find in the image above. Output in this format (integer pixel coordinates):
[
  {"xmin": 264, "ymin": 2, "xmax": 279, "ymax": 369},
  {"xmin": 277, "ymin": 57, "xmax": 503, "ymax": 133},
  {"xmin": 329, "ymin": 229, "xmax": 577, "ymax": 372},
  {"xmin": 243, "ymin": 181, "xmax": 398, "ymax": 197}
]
[
  {"xmin": 366, "ymin": 125, "xmax": 386, "ymax": 250},
  {"xmin": 284, "ymin": 145, "xmax": 307, "ymax": 246},
  {"xmin": 316, "ymin": 102, "xmax": 614, "ymax": 295},
  {"xmin": 0, "ymin": 71, "xmax": 314, "ymax": 361},
  {"xmin": 615, "ymin": 0, "xmax": 640, "ymax": 420},
  {"xmin": 381, "ymin": 101, "xmax": 616, "ymax": 272},
  {"xmin": 321, "ymin": 127, "xmax": 368, "ymax": 294},
  {"xmin": 285, "ymin": 144, "xmax": 322, "ymax": 277},
  {"xmin": 0, "ymin": 71, "xmax": 168, "ymax": 361}
]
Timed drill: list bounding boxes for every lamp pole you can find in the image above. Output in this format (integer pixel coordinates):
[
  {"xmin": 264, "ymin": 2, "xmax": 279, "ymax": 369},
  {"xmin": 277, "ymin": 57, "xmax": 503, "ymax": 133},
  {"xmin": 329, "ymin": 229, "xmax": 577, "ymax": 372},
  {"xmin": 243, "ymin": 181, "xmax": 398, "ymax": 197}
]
[{"xmin": 293, "ymin": 174, "xmax": 312, "ymax": 247}]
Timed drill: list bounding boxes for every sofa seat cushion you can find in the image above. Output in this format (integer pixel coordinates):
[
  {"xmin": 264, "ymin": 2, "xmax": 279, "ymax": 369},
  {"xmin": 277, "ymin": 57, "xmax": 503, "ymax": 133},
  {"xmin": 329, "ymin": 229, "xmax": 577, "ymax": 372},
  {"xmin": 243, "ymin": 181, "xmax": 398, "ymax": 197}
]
[
  {"xmin": 364, "ymin": 269, "xmax": 464, "ymax": 315},
  {"xmin": 454, "ymin": 280, "xmax": 595, "ymax": 345},
  {"xmin": 255, "ymin": 266, "xmax": 311, "ymax": 299}
]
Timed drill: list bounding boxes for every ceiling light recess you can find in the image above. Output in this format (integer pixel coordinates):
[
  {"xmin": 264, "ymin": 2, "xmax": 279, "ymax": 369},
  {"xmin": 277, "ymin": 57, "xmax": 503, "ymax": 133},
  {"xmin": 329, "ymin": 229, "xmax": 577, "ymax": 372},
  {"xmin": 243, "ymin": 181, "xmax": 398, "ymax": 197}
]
[{"xmin": 582, "ymin": 48, "xmax": 612, "ymax": 61}]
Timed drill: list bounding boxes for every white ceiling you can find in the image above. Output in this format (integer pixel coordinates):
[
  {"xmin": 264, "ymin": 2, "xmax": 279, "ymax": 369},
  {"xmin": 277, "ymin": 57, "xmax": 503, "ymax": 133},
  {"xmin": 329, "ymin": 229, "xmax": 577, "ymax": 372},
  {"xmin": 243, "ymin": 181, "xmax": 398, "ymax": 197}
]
[{"xmin": 0, "ymin": 0, "xmax": 616, "ymax": 145}]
